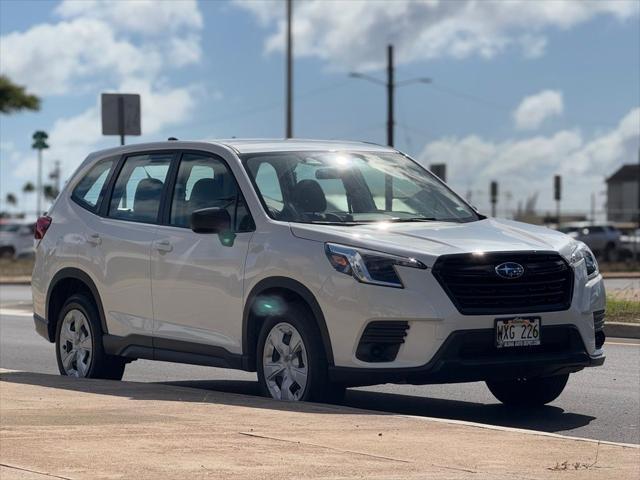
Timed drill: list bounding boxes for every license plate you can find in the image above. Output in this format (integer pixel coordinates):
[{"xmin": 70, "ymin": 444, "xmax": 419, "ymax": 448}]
[{"xmin": 495, "ymin": 317, "xmax": 541, "ymax": 348}]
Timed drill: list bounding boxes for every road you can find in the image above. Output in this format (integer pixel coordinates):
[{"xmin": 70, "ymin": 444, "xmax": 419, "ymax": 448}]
[{"xmin": 1, "ymin": 284, "xmax": 638, "ymax": 445}]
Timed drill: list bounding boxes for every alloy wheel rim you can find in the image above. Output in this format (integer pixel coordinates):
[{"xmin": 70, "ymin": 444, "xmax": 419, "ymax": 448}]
[
  {"xmin": 59, "ymin": 309, "xmax": 93, "ymax": 377},
  {"xmin": 263, "ymin": 322, "xmax": 308, "ymax": 401}
]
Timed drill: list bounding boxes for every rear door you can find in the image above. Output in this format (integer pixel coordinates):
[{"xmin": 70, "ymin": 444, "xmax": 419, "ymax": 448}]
[
  {"xmin": 150, "ymin": 151, "xmax": 255, "ymax": 356},
  {"xmin": 76, "ymin": 152, "xmax": 174, "ymax": 339}
]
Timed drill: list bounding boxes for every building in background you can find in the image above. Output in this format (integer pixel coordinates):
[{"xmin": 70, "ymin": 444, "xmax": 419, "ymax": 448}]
[{"xmin": 606, "ymin": 164, "xmax": 639, "ymax": 223}]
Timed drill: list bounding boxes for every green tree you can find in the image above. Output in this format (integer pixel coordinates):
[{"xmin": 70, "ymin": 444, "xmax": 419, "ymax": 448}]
[
  {"xmin": 5, "ymin": 193, "xmax": 18, "ymax": 207},
  {"xmin": 0, "ymin": 75, "xmax": 40, "ymax": 114}
]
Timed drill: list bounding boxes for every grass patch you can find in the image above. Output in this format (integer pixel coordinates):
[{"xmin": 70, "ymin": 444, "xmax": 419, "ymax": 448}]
[
  {"xmin": 0, "ymin": 257, "xmax": 34, "ymax": 277},
  {"xmin": 607, "ymin": 296, "xmax": 640, "ymax": 323}
]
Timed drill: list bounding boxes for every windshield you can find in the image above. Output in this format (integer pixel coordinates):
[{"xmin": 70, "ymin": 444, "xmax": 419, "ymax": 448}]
[{"xmin": 242, "ymin": 151, "xmax": 479, "ymax": 224}]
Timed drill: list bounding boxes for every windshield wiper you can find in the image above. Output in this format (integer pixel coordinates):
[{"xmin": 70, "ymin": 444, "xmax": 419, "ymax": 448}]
[{"xmin": 389, "ymin": 217, "xmax": 437, "ymax": 222}]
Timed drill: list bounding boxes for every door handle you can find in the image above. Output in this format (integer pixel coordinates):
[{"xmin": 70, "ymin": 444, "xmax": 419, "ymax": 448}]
[
  {"xmin": 87, "ymin": 233, "xmax": 101, "ymax": 246},
  {"xmin": 154, "ymin": 240, "xmax": 173, "ymax": 253}
]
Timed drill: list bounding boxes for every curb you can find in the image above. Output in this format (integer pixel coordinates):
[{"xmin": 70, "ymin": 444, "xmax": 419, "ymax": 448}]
[
  {"xmin": 0, "ymin": 276, "xmax": 31, "ymax": 285},
  {"xmin": 602, "ymin": 271, "xmax": 640, "ymax": 279},
  {"xmin": 605, "ymin": 321, "xmax": 640, "ymax": 339}
]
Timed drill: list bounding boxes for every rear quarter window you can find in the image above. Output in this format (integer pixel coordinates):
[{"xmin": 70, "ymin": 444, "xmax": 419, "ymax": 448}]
[{"xmin": 71, "ymin": 157, "xmax": 116, "ymax": 212}]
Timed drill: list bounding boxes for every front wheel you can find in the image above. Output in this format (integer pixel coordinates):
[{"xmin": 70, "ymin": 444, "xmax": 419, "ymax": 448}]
[
  {"xmin": 486, "ymin": 373, "xmax": 569, "ymax": 406},
  {"xmin": 256, "ymin": 303, "xmax": 344, "ymax": 403},
  {"xmin": 55, "ymin": 294, "xmax": 126, "ymax": 380}
]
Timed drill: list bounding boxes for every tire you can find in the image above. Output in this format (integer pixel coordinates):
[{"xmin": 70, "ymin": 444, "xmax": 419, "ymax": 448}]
[
  {"xmin": 55, "ymin": 294, "xmax": 126, "ymax": 380},
  {"xmin": 0, "ymin": 246, "xmax": 15, "ymax": 259},
  {"xmin": 256, "ymin": 302, "xmax": 344, "ymax": 403},
  {"xmin": 486, "ymin": 373, "xmax": 569, "ymax": 406}
]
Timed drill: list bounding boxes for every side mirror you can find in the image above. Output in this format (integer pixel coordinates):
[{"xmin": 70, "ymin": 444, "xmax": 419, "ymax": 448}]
[{"xmin": 190, "ymin": 207, "xmax": 231, "ymax": 234}]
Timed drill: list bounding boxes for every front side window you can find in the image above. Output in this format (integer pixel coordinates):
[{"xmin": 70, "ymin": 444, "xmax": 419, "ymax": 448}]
[
  {"xmin": 108, "ymin": 153, "xmax": 172, "ymax": 223},
  {"xmin": 72, "ymin": 157, "xmax": 115, "ymax": 211},
  {"xmin": 170, "ymin": 153, "xmax": 254, "ymax": 232},
  {"xmin": 243, "ymin": 151, "xmax": 478, "ymax": 224}
]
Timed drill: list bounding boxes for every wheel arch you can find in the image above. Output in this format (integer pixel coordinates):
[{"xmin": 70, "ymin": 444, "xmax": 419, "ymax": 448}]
[
  {"xmin": 242, "ymin": 277, "xmax": 334, "ymax": 371},
  {"xmin": 46, "ymin": 268, "xmax": 108, "ymax": 342}
]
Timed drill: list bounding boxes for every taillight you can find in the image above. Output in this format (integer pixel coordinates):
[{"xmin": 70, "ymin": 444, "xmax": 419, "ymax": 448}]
[{"xmin": 35, "ymin": 216, "xmax": 52, "ymax": 240}]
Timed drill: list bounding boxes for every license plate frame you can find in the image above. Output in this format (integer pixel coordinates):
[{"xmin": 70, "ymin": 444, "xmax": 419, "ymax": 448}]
[{"xmin": 495, "ymin": 316, "xmax": 541, "ymax": 348}]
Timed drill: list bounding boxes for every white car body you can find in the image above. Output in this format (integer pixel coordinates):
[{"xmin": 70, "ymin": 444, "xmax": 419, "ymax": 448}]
[{"xmin": 32, "ymin": 140, "xmax": 606, "ymax": 402}]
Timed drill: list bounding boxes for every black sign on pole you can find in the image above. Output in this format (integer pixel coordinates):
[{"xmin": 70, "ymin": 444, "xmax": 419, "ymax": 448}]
[
  {"xmin": 101, "ymin": 93, "xmax": 141, "ymax": 145},
  {"xmin": 430, "ymin": 163, "xmax": 446, "ymax": 182},
  {"xmin": 490, "ymin": 181, "xmax": 498, "ymax": 217}
]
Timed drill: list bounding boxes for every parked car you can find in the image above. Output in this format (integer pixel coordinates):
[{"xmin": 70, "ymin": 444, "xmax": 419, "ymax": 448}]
[
  {"xmin": 31, "ymin": 140, "xmax": 605, "ymax": 406},
  {"xmin": 618, "ymin": 229, "xmax": 640, "ymax": 260},
  {"xmin": 0, "ymin": 220, "xmax": 35, "ymax": 258},
  {"xmin": 557, "ymin": 223, "xmax": 621, "ymax": 260}
]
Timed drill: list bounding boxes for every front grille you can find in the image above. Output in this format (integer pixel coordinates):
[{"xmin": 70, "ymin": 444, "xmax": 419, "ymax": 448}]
[
  {"xmin": 356, "ymin": 321, "xmax": 409, "ymax": 363},
  {"xmin": 432, "ymin": 252, "xmax": 574, "ymax": 315}
]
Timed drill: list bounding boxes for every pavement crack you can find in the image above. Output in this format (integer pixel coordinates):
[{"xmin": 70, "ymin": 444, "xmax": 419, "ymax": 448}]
[
  {"xmin": 1, "ymin": 463, "xmax": 75, "ymax": 480},
  {"xmin": 238, "ymin": 431, "xmax": 412, "ymax": 464}
]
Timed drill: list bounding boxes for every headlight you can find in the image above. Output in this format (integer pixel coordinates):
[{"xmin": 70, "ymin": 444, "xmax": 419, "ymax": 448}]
[
  {"xmin": 325, "ymin": 243, "xmax": 427, "ymax": 288},
  {"xmin": 569, "ymin": 241, "xmax": 599, "ymax": 278}
]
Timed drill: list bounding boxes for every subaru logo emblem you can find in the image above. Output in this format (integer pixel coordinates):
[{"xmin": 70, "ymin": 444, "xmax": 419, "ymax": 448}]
[{"xmin": 495, "ymin": 262, "xmax": 525, "ymax": 279}]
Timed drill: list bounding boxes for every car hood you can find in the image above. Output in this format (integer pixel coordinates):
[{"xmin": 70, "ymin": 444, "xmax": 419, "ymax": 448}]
[{"xmin": 290, "ymin": 218, "xmax": 574, "ymax": 266}]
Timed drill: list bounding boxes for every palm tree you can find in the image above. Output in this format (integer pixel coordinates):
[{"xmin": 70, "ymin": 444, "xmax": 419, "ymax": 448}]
[
  {"xmin": 22, "ymin": 182, "xmax": 35, "ymax": 214},
  {"xmin": 0, "ymin": 75, "xmax": 40, "ymax": 114},
  {"xmin": 5, "ymin": 193, "xmax": 17, "ymax": 208},
  {"xmin": 43, "ymin": 185, "xmax": 59, "ymax": 202}
]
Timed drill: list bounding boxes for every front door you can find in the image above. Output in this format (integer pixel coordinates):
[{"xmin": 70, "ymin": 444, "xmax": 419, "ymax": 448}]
[{"xmin": 150, "ymin": 152, "xmax": 255, "ymax": 356}]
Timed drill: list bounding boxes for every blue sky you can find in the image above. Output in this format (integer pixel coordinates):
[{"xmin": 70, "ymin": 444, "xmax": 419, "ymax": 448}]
[{"xmin": 1, "ymin": 0, "xmax": 638, "ymax": 217}]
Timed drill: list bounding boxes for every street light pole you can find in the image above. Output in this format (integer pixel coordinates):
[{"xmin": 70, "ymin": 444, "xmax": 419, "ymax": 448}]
[{"xmin": 285, "ymin": 0, "xmax": 293, "ymax": 139}]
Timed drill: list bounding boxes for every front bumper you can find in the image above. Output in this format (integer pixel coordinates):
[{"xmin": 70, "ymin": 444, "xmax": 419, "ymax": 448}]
[{"xmin": 329, "ymin": 324, "xmax": 605, "ymax": 387}]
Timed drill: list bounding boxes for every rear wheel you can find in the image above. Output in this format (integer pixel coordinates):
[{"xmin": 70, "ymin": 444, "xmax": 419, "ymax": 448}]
[
  {"xmin": 257, "ymin": 303, "xmax": 344, "ymax": 403},
  {"xmin": 55, "ymin": 294, "xmax": 126, "ymax": 380},
  {"xmin": 486, "ymin": 373, "xmax": 569, "ymax": 406}
]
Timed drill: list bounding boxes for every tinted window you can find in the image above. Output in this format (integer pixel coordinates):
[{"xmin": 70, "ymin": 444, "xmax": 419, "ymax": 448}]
[
  {"xmin": 72, "ymin": 158, "xmax": 115, "ymax": 211},
  {"xmin": 108, "ymin": 153, "xmax": 172, "ymax": 223},
  {"xmin": 170, "ymin": 153, "xmax": 254, "ymax": 232}
]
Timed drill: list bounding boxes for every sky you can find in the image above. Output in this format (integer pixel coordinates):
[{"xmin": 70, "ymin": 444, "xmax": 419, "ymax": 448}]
[{"xmin": 0, "ymin": 0, "xmax": 638, "ymax": 219}]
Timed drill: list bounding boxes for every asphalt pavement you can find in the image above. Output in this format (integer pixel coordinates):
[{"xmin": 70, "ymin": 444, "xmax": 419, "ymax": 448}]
[{"xmin": 1, "ymin": 284, "xmax": 638, "ymax": 445}]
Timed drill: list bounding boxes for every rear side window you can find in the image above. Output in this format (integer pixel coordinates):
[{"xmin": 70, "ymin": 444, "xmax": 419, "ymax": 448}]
[
  {"xmin": 108, "ymin": 153, "xmax": 172, "ymax": 224},
  {"xmin": 170, "ymin": 153, "xmax": 254, "ymax": 232},
  {"xmin": 71, "ymin": 158, "xmax": 115, "ymax": 212}
]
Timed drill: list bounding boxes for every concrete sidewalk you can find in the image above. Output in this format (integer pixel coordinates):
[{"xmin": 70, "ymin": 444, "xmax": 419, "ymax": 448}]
[{"xmin": 1, "ymin": 370, "xmax": 638, "ymax": 479}]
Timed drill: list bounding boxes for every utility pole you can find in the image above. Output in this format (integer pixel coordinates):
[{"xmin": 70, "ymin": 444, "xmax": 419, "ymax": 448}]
[
  {"xmin": 285, "ymin": 0, "xmax": 293, "ymax": 138},
  {"xmin": 349, "ymin": 45, "xmax": 431, "ymax": 211},
  {"xmin": 32, "ymin": 131, "xmax": 49, "ymax": 216},
  {"xmin": 386, "ymin": 44, "xmax": 394, "ymax": 148},
  {"xmin": 50, "ymin": 160, "xmax": 61, "ymax": 196}
]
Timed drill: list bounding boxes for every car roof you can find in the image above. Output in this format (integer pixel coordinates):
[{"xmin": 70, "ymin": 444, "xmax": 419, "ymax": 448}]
[{"xmin": 88, "ymin": 138, "xmax": 397, "ymax": 159}]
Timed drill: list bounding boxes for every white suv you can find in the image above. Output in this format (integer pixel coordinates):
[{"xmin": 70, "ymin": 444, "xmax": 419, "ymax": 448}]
[{"xmin": 32, "ymin": 140, "xmax": 606, "ymax": 405}]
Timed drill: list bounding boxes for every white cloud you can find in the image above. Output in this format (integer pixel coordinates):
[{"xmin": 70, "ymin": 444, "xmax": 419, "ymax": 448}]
[
  {"xmin": 0, "ymin": 0, "xmax": 203, "ymax": 96},
  {"xmin": 513, "ymin": 90, "xmax": 564, "ymax": 130},
  {"xmin": 419, "ymin": 107, "xmax": 640, "ymax": 214},
  {"xmin": 235, "ymin": 0, "xmax": 639, "ymax": 70},
  {"xmin": 54, "ymin": 0, "xmax": 202, "ymax": 35}
]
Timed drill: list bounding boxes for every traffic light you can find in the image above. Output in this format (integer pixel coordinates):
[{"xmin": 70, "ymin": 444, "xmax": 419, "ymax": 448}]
[
  {"xmin": 490, "ymin": 181, "xmax": 498, "ymax": 217},
  {"xmin": 554, "ymin": 175, "xmax": 561, "ymax": 201}
]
